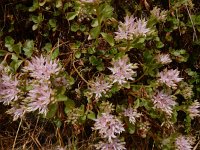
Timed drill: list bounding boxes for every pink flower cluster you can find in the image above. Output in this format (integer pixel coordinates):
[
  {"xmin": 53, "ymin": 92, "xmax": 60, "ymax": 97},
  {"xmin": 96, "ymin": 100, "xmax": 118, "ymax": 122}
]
[
  {"xmin": 150, "ymin": 7, "xmax": 168, "ymax": 22},
  {"xmin": 93, "ymin": 113, "xmax": 125, "ymax": 149},
  {"xmin": 158, "ymin": 68, "xmax": 183, "ymax": 88},
  {"xmin": 88, "ymin": 76, "xmax": 112, "ymax": 100},
  {"xmin": 87, "ymin": 55, "xmax": 138, "ymax": 100},
  {"xmin": 6, "ymin": 106, "xmax": 26, "ymax": 121},
  {"xmin": 80, "ymin": 0, "xmax": 97, "ymax": 3},
  {"xmin": 156, "ymin": 53, "xmax": 172, "ymax": 65},
  {"xmin": 152, "ymin": 91, "xmax": 177, "ymax": 116},
  {"xmin": 124, "ymin": 107, "xmax": 141, "ymax": 124},
  {"xmin": 26, "ymin": 82, "xmax": 52, "ymax": 115},
  {"xmin": 109, "ymin": 55, "xmax": 138, "ymax": 85},
  {"xmin": 0, "ymin": 71, "xmax": 19, "ymax": 105},
  {"xmin": 175, "ymin": 135, "xmax": 193, "ymax": 150},
  {"xmin": 115, "ymin": 15, "xmax": 150, "ymax": 41},
  {"xmin": 94, "ymin": 113, "xmax": 125, "ymax": 142},
  {"xmin": 23, "ymin": 55, "xmax": 61, "ymax": 81},
  {"xmin": 95, "ymin": 139, "xmax": 126, "ymax": 150},
  {"xmin": 188, "ymin": 100, "xmax": 200, "ymax": 119},
  {"xmin": 23, "ymin": 55, "xmax": 62, "ymax": 116}
]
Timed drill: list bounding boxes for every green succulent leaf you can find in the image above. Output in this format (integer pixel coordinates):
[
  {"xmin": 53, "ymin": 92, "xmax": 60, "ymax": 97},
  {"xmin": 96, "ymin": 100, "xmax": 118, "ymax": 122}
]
[
  {"xmin": 101, "ymin": 32, "xmax": 114, "ymax": 46},
  {"xmin": 87, "ymin": 111, "xmax": 96, "ymax": 120},
  {"xmin": 64, "ymin": 99, "xmax": 75, "ymax": 114},
  {"xmin": 66, "ymin": 12, "xmax": 78, "ymax": 20},
  {"xmin": 90, "ymin": 26, "xmax": 101, "ymax": 39},
  {"xmin": 51, "ymin": 48, "xmax": 59, "ymax": 60},
  {"xmin": 46, "ymin": 103, "xmax": 58, "ymax": 119},
  {"xmin": 5, "ymin": 36, "xmax": 15, "ymax": 52},
  {"xmin": 23, "ymin": 40, "xmax": 34, "ymax": 58}
]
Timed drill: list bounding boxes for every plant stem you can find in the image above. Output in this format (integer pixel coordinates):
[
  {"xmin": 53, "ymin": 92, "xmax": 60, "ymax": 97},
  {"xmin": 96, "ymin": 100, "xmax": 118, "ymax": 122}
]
[{"xmin": 12, "ymin": 118, "xmax": 22, "ymax": 150}]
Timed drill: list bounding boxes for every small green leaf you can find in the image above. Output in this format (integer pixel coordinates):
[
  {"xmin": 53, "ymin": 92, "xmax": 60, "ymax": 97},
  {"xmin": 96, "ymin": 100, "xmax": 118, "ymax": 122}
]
[
  {"xmin": 68, "ymin": 76, "xmax": 75, "ymax": 85},
  {"xmin": 79, "ymin": 25, "xmax": 86, "ymax": 32},
  {"xmin": 63, "ymin": 2, "xmax": 71, "ymax": 11},
  {"xmin": 79, "ymin": 105, "xmax": 85, "ymax": 114},
  {"xmin": 37, "ymin": 13, "xmax": 44, "ymax": 23},
  {"xmin": 127, "ymin": 122, "xmax": 135, "ymax": 134},
  {"xmin": 75, "ymin": 51, "xmax": 81, "ymax": 58},
  {"xmin": 137, "ymin": 37, "xmax": 145, "ymax": 43},
  {"xmin": 12, "ymin": 42, "xmax": 22, "ymax": 55},
  {"xmin": 87, "ymin": 111, "xmax": 96, "ymax": 120},
  {"xmin": 54, "ymin": 119, "xmax": 62, "ymax": 128},
  {"xmin": 71, "ymin": 23, "xmax": 79, "ymax": 32},
  {"xmin": 29, "ymin": 0, "xmax": 39, "ymax": 12},
  {"xmin": 66, "ymin": 12, "xmax": 78, "ymax": 20},
  {"xmin": 56, "ymin": 94, "xmax": 69, "ymax": 101},
  {"xmin": 11, "ymin": 53, "xmax": 18, "ymax": 61},
  {"xmin": 171, "ymin": 110, "xmax": 178, "ymax": 123},
  {"xmin": 81, "ymin": 115, "xmax": 87, "ymax": 122},
  {"xmin": 5, "ymin": 36, "xmax": 15, "ymax": 45},
  {"xmin": 49, "ymin": 19, "xmax": 57, "ymax": 28},
  {"xmin": 91, "ymin": 18, "xmax": 99, "ymax": 27},
  {"xmin": 51, "ymin": 48, "xmax": 59, "ymax": 59},
  {"xmin": 89, "ymin": 56, "xmax": 98, "ymax": 65},
  {"xmin": 90, "ymin": 26, "xmax": 101, "ymax": 39},
  {"xmin": 10, "ymin": 59, "xmax": 23, "ymax": 72},
  {"xmin": 30, "ymin": 15, "xmax": 38, "ymax": 23},
  {"xmin": 56, "ymin": 0, "xmax": 62, "ymax": 8},
  {"xmin": 32, "ymin": 24, "xmax": 38, "ymax": 31},
  {"xmin": 0, "ymin": 50, "xmax": 6, "ymax": 56},
  {"xmin": 23, "ymin": 40, "xmax": 34, "ymax": 58},
  {"xmin": 98, "ymin": 3, "xmax": 113, "ymax": 22},
  {"xmin": 43, "ymin": 43, "xmax": 52, "ymax": 52},
  {"xmin": 110, "ymin": 84, "xmax": 120, "ymax": 94},
  {"xmin": 101, "ymin": 32, "xmax": 114, "ymax": 46},
  {"xmin": 88, "ymin": 47, "xmax": 96, "ymax": 54},
  {"xmin": 109, "ymin": 48, "xmax": 118, "ymax": 54},
  {"xmin": 134, "ymin": 99, "xmax": 140, "ymax": 108},
  {"xmin": 156, "ymin": 41, "xmax": 164, "ymax": 48},
  {"xmin": 64, "ymin": 99, "xmax": 75, "ymax": 113},
  {"xmin": 122, "ymin": 82, "xmax": 130, "ymax": 89},
  {"xmin": 25, "ymin": 85, "xmax": 33, "ymax": 91},
  {"xmin": 5, "ymin": 36, "xmax": 15, "ymax": 52},
  {"xmin": 96, "ymin": 63, "xmax": 105, "ymax": 71},
  {"xmin": 46, "ymin": 103, "xmax": 58, "ymax": 118},
  {"xmin": 39, "ymin": 0, "xmax": 46, "ymax": 6}
]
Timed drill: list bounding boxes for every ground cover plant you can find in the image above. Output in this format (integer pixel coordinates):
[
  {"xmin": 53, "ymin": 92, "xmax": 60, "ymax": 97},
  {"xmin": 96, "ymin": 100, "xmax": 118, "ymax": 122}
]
[{"xmin": 1, "ymin": 0, "xmax": 200, "ymax": 149}]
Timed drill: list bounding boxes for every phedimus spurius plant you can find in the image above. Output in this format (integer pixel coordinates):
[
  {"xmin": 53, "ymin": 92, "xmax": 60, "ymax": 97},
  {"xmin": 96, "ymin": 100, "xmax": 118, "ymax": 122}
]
[{"xmin": 0, "ymin": 0, "xmax": 200, "ymax": 149}]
